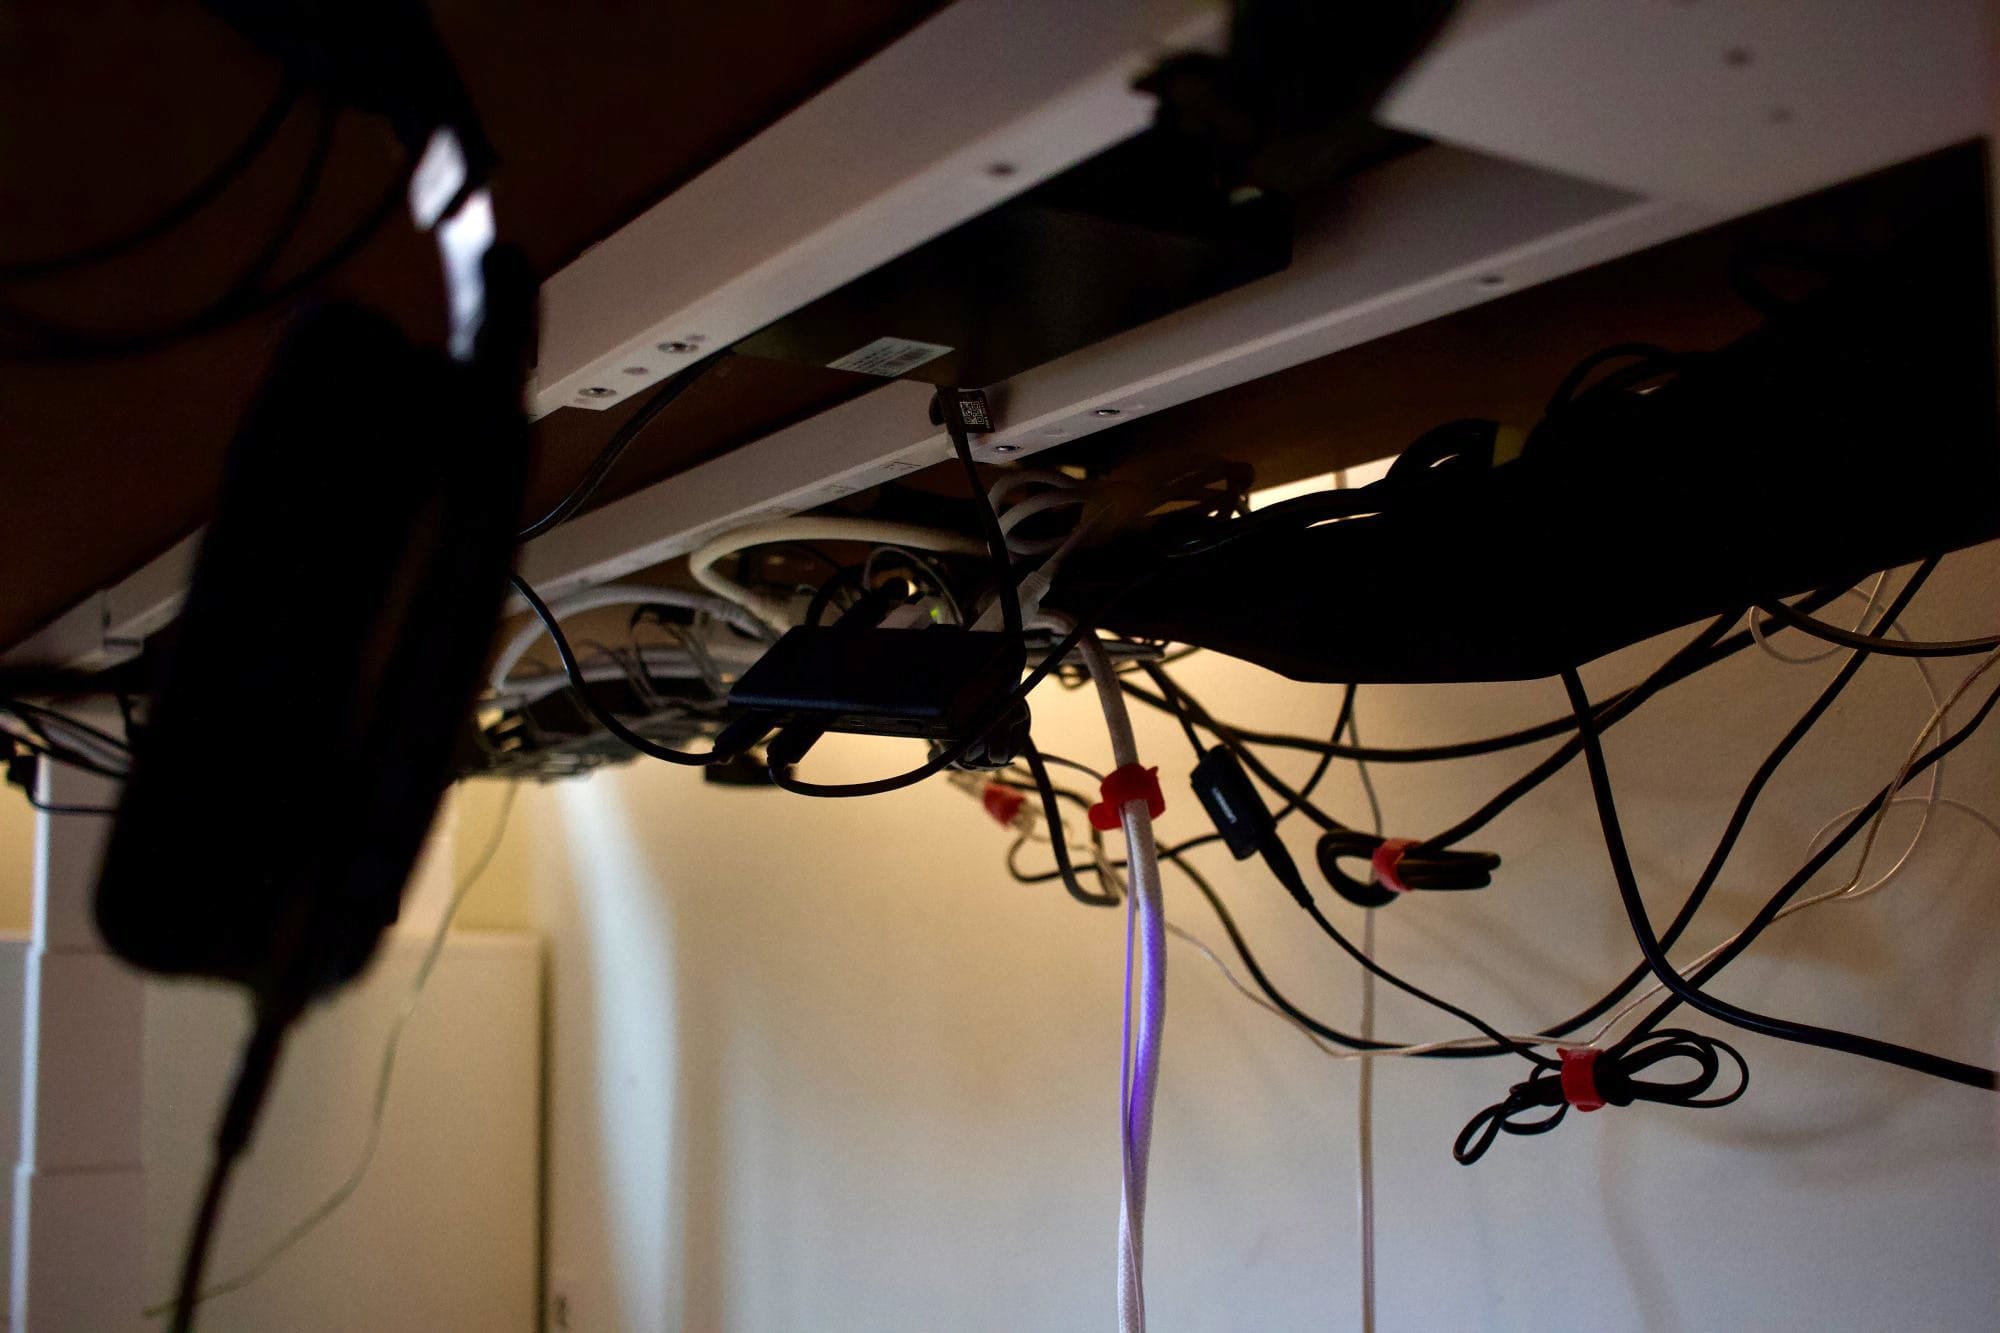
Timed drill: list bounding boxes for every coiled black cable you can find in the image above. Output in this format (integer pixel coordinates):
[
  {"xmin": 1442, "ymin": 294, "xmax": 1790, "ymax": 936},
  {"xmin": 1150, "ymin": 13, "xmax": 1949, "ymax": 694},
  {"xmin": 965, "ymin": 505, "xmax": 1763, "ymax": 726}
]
[{"xmin": 1454, "ymin": 1029, "xmax": 1748, "ymax": 1165}]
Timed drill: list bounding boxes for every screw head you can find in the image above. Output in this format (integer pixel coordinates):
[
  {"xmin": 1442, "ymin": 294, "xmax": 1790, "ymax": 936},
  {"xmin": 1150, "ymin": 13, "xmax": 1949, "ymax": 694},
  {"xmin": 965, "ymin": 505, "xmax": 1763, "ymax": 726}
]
[
  {"xmin": 991, "ymin": 443, "xmax": 1021, "ymax": 454},
  {"xmin": 578, "ymin": 386, "xmax": 616, "ymax": 399},
  {"xmin": 1092, "ymin": 407, "xmax": 1122, "ymax": 418},
  {"xmin": 659, "ymin": 341, "xmax": 698, "ymax": 354}
]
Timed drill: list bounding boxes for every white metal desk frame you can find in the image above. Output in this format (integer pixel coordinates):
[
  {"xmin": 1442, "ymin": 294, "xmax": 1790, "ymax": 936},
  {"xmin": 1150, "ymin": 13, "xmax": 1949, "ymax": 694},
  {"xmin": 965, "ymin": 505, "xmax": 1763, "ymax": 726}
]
[{"xmin": 4, "ymin": 1, "xmax": 1995, "ymax": 1324}]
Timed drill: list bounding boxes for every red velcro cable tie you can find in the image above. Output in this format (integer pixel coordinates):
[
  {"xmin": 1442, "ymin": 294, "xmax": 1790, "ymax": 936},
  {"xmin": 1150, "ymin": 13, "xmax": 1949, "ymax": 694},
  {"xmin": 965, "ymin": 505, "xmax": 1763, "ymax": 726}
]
[
  {"xmin": 981, "ymin": 783, "xmax": 1026, "ymax": 829},
  {"xmin": 1089, "ymin": 764, "xmax": 1166, "ymax": 831},
  {"xmin": 1558, "ymin": 1047, "xmax": 1606, "ymax": 1112},
  {"xmin": 1370, "ymin": 837, "xmax": 1419, "ymax": 893}
]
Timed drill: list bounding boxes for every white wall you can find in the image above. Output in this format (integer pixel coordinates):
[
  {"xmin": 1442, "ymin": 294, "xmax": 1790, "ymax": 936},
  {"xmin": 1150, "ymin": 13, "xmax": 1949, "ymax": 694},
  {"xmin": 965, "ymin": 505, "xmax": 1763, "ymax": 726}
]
[{"xmin": 465, "ymin": 540, "xmax": 2000, "ymax": 1333}]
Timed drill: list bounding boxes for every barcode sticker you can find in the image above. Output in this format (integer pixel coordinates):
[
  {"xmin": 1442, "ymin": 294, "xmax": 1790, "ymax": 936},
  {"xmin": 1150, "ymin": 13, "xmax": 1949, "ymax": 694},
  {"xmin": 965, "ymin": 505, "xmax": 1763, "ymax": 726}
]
[{"xmin": 827, "ymin": 336, "xmax": 953, "ymax": 378}]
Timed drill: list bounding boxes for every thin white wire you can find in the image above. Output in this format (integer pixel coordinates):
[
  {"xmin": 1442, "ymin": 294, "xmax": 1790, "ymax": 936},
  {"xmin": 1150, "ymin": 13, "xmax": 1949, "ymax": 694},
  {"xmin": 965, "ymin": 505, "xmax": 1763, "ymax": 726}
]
[
  {"xmin": 150, "ymin": 783, "xmax": 520, "ymax": 1318},
  {"xmin": 1581, "ymin": 645, "xmax": 2000, "ymax": 1049}
]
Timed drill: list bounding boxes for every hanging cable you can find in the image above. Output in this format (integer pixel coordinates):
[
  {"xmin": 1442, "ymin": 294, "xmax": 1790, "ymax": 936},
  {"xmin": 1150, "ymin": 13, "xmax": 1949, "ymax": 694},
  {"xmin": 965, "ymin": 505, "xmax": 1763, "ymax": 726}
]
[
  {"xmin": 1560, "ymin": 663, "xmax": 2000, "ymax": 1090},
  {"xmin": 516, "ymin": 354, "xmax": 728, "ymax": 541}
]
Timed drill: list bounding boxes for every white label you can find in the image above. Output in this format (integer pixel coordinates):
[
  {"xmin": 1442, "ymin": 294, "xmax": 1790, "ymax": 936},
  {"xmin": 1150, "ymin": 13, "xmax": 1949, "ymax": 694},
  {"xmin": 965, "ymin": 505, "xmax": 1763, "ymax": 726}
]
[{"xmin": 827, "ymin": 336, "xmax": 953, "ymax": 377}]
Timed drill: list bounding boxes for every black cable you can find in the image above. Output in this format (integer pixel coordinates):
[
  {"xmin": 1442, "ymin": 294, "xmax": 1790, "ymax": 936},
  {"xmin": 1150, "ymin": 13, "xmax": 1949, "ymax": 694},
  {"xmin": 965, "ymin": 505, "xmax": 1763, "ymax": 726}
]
[
  {"xmin": 1420, "ymin": 608, "xmax": 1747, "ymax": 850},
  {"xmin": 516, "ymin": 353, "xmax": 726, "ymax": 542},
  {"xmin": 1137, "ymin": 665, "xmax": 1341, "ymax": 831},
  {"xmin": 1623, "ymin": 663, "xmax": 2000, "ymax": 1047},
  {"xmin": 803, "ymin": 565, "xmax": 866, "ymax": 628},
  {"xmin": 510, "ymin": 574, "xmax": 733, "ymax": 767},
  {"xmin": 769, "ymin": 557, "xmax": 1150, "ymax": 800},
  {"xmin": 172, "ymin": 1017, "xmax": 288, "ymax": 1333},
  {"xmin": 1114, "ymin": 582, "xmax": 1849, "ymax": 767},
  {"xmin": 26, "ymin": 794, "xmax": 117, "ymax": 816},
  {"xmin": 0, "ymin": 78, "xmax": 301, "ymax": 280},
  {"xmin": 1522, "ymin": 561, "xmax": 1938, "ymax": 1039},
  {"xmin": 1753, "ymin": 595, "xmax": 2000, "ymax": 659},
  {"xmin": 1560, "ymin": 664, "xmax": 2000, "ymax": 1091},
  {"xmin": 1543, "ymin": 341, "xmax": 1675, "ymax": 413},
  {"xmin": 1019, "ymin": 735, "xmax": 1119, "ymax": 908},
  {"xmin": 3, "ymin": 698, "xmax": 132, "ymax": 758},
  {"xmin": 942, "ymin": 400, "xmax": 1023, "ymax": 647},
  {"xmin": 1283, "ymin": 683, "xmax": 1354, "ymax": 816}
]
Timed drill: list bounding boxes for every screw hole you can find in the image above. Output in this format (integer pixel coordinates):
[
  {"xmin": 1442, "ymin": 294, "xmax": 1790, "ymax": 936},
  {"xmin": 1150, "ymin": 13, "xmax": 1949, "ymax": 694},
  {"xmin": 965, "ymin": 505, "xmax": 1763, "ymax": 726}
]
[
  {"xmin": 622, "ymin": 366, "xmax": 650, "ymax": 376},
  {"xmin": 1477, "ymin": 273, "xmax": 1507, "ymax": 289},
  {"xmin": 658, "ymin": 341, "xmax": 698, "ymax": 355},
  {"xmin": 986, "ymin": 162, "xmax": 1017, "ymax": 178},
  {"xmin": 578, "ymin": 386, "xmax": 616, "ymax": 399}
]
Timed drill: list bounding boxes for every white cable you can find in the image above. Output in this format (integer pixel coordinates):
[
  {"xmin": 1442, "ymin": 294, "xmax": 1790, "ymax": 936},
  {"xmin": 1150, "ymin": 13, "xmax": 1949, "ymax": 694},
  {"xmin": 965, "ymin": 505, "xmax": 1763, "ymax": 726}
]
[
  {"xmin": 688, "ymin": 518, "xmax": 986, "ymax": 632},
  {"xmin": 490, "ymin": 582, "xmax": 769, "ymax": 691},
  {"xmin": 150, "ymin": 783, "xmax": 520, "ymax": 1318},
  {"xmin": 996, "ymin": 489, "xmax": 1089, "ymax": 555},
  {"xmin": 1063, "ymin": 626, "xmax": 1166, "ymax": 1333}
]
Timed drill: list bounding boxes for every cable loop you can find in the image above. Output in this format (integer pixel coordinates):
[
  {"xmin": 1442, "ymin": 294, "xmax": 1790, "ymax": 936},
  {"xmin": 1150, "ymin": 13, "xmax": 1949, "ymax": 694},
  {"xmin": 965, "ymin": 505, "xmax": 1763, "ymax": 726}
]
[{"xmin": 1454, "ymin": 1029, "xmax": 1749, "ymax": 1164}]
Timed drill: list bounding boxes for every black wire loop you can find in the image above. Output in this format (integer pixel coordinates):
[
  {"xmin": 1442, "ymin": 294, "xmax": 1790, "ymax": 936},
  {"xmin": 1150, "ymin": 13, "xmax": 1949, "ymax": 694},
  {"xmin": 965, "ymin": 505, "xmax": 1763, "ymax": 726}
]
[{"xmin": 1454, "ymin": 1029, "xmax": 1749, "ymax": 1165}]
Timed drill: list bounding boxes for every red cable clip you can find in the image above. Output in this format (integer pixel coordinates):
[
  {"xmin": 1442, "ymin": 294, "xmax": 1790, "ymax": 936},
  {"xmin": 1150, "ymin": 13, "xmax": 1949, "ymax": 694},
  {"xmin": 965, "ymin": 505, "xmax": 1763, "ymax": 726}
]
[
  {"xmin": 1370, "ymin": 837, "xmax": 1419, "ymax": 893},
  {"xmin": 1089, "ymin": 764, "xmax": 1166, "ymax": 831},
  {"xmin": 981, "ymin": 782, "xmax": 1026, "ymax": 829},
  {"xmin": 1558, "ymin": 1047, "xmax": 1606, "ymax": 1112}
]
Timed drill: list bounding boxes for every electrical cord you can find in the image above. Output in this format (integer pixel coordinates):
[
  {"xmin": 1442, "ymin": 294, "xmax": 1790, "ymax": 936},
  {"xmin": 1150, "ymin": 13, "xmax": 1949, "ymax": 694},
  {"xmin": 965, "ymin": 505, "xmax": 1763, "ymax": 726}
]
[
  {"xmin": 0, "ymin": 78, "xmax": 303, "ymax": 280},
  {"xmin": 1752, "ymin": 595, "xmax": 2000, "ymax": 658},
  {"xmin": 153, "ymin": 783, "xmax": 519, "ymax": 1319},
  {"xmin": 516, "ymin": 353, "xmax": 727, "ymax": 542},
  {"xmin": 171, "ymin": 1016, "xmax": 290, "ymax": 1333}
]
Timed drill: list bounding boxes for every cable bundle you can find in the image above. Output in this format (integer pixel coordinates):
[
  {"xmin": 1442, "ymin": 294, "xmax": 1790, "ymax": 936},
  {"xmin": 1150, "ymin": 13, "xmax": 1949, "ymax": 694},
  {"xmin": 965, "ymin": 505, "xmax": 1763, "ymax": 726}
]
[{"xmin": 1453, "ymin": 1030, "xmax": 1748, "ymax": 1164}]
